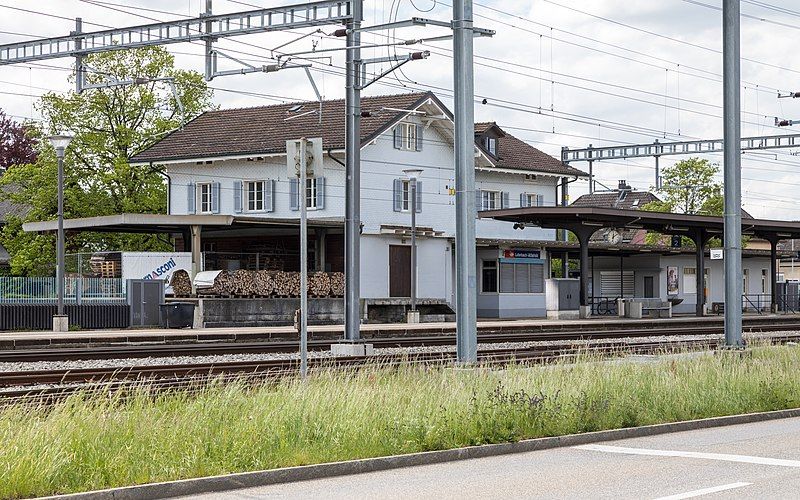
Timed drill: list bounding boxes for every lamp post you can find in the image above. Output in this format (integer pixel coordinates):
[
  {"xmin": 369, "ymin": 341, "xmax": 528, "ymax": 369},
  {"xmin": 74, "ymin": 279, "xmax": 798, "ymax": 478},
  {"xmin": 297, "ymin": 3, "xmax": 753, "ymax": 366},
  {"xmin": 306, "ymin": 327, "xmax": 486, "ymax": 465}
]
[
  {"xmin": 49, "ymin": 134, "xmax": 73, "ymax": 332},
  {"xmin": 404, "ymin": 168, "xmax": 423, "ymax": 323}
]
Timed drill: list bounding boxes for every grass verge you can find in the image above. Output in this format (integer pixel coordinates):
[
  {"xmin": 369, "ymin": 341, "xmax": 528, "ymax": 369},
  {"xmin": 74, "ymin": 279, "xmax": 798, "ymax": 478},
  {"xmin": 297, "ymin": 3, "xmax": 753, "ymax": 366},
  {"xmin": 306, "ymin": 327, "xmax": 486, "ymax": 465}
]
[{"xmin": 2, "ymin": 346, "xmax": 800, "ymax": 498}]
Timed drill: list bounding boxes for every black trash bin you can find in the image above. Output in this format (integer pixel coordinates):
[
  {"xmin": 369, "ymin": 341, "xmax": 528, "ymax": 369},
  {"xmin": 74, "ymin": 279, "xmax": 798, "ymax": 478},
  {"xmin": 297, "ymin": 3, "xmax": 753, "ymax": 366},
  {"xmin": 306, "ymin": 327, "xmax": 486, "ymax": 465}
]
[{"xmin": 160, "ymin": 302, "xmax": 196, "ymax": 329}]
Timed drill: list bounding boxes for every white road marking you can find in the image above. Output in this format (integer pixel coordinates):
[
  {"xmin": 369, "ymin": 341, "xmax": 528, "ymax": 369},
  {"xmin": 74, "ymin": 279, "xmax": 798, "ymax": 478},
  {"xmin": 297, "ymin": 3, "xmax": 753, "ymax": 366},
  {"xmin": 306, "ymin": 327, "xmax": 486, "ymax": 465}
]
[
  {"xmin": 575, "ymin": 444, "xmax": 800, "ymax": 467},
  {"xmin": 652, "ymin": 482, "xmax": 752, "ymax": 500}
]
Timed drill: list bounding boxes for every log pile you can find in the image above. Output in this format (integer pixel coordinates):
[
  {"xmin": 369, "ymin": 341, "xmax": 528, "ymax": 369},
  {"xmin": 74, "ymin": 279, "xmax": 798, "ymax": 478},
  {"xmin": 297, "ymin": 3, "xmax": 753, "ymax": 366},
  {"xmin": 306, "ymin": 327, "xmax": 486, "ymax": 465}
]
[
  {"xmin": 183, "ymin": 269, "xmax": 345, "ymax": 298},
  {"xmin": 170, "ymin": 270, "xmax": 193, "ymax": 296},
  {"xmin": 329, "ymin": 272, "xmax": 345, "ymax": 297}
]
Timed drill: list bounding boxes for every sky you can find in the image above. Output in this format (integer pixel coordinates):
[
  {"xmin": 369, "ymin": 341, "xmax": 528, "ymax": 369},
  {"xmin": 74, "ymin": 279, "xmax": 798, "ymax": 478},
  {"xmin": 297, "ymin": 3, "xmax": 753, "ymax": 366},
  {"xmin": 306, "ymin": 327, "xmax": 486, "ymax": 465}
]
[{"xmin": 2, "ymin": 0, "xmax": 800, "ymax": 219}]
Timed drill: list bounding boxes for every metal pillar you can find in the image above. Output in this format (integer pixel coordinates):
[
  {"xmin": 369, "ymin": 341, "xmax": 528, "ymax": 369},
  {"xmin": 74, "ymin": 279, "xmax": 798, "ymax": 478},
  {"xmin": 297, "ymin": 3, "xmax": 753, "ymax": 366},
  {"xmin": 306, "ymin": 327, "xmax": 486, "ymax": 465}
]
[
  {"xmin": 74, "ymin": 18, "xmax": 83, "ymax": 93},
  {"xmin": 693, "ymin": 230, "xmax": 706, "ymax": 317},
  {"xmin": 203, "ymin": 0, "xmax": 213, "ymax": 81},
  {"xmin": 723, "ymin": 0, "xmax": 743, "ymax": 347},
  {"xmin": 410, "ymin": 178, "xmax": 418, "ymax": 312},
  {"xmin": 190, "ymin": 225, "xmax": 201, "ymax": 294},
  {"xmin": 577, "ymin": 231, "xmax": 591, "ymax": 317},
  {"xmin": 453, "ymin": 0, "xmax": 477, "ymax": 363},
  {"xmin": 344, "ymin": 0, "xmax": 362, "ymax": 342},
  {"xmin": 300, "ymin": 139, "xmax": 308, "ymax": 378},
  {"xmin": 56, "ymin": 151, "xmax": 65, "ymax": 317},
  {"xmin": 769, "ymin": 237, "xmax": 778, "ymax": 313}
]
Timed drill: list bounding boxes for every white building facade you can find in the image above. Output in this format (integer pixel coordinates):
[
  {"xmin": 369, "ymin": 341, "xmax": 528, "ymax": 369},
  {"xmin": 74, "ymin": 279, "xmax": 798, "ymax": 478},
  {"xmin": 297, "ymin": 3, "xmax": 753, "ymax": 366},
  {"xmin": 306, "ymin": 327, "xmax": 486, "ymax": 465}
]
[{"xmin": 132, "ymin": 92, "xmax": 587, "ymax": 318}]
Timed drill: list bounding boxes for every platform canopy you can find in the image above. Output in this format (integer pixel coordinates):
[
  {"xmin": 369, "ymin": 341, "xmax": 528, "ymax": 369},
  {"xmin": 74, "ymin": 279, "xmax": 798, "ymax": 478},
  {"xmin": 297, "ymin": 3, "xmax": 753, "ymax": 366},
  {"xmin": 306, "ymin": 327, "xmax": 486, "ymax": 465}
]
[
  {"xmin": 22, "ymin": 213, "xmax": 344, "ymax": 234},
  {"xmin": 480, "ymin": 206, "xmax": 800, "ymax": 240},
  {"xmin": 480, "ymin": 206, "xmax": 800, "ymax": 317}
]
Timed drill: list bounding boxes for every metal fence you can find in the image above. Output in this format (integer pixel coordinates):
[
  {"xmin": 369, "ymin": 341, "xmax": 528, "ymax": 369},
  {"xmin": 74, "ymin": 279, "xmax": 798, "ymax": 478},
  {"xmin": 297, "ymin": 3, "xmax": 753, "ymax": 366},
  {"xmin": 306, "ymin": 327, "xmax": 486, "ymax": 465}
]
[{"xmin": 0, "ymin": 277, "xmax": 127, "ymax": 304}]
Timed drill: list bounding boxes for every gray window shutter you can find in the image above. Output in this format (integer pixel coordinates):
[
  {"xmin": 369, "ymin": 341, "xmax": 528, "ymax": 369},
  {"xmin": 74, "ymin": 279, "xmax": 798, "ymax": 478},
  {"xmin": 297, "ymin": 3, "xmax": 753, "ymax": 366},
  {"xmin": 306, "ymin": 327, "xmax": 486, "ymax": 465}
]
[
  {"xmin": 415, "ymin": 124, "xmax": 423, "ymax": 151},
  {"xmin": 537, "ymin": 195, "xmax": 544, "ymax": 206},
  {"xmin": 289, "ymin": 178, "xmax": 299, "ymax": 211},
  {"xmin": 316, "ymin": 177, "xmax": 325, "ymax": 210},
  {"xmin": 393, "ymin": 126, "xmax": 402, "ymax": 149},
  {"xmin": 415, "ymin": 181, "xmax": 422, "ymax": 213},
  {"xmin": 501, "ymin": 191, "xmax": 509, "ymax": 209},
  {"xmin": 519, "ymin": 193, "xmax": 527, "ymax": 208},
  {"xmin": 187, "ymin": 182, "xmax": 196, "ymax": 214},
  {"xmin": 393, "ymin": 179, "xmax": 403, "ymax": 212},
  {"xmin": 211, "ymin": 182, "xmax": 220, "ymax": 213},
  {"xmin": 475, "ymin": 189, "xmax": 482, "ymax": 211},
  {"xmin": 265, "ymin": 180, "xmax": 274, "ymax": 212},
  {"xmin": 233, "ymin": 181, "xmax": 242, "ymax": 213}
]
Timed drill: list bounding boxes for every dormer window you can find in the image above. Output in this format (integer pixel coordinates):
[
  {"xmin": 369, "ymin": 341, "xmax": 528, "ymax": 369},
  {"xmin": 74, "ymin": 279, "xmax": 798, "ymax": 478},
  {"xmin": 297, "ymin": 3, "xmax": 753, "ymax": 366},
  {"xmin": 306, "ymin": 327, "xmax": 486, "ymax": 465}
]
[{"xmin": 486, "ymin": 137, "xmax": 497, "ymax": 156}]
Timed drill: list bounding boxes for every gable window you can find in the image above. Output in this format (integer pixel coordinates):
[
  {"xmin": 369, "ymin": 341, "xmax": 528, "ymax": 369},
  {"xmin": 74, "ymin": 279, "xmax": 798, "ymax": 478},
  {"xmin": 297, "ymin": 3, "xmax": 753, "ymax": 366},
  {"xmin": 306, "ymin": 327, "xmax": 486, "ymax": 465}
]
[
  {"xmin": 197, "ymin": 182, "xmax": 213, "ymax": 214},
  {"xmin": 481, "ymin": 190, "xmax": 501, "ymax": 211},
  {"xmin": 393, "ymin": 122, "xmax": 423, "ymax": 151},
  {"xmin": 246, "ymin": 180, "xmax": 266, "ymax": 212},
  {"xmin": 486, "ymin": 137, "xmax": 497, "ymax": 156}
]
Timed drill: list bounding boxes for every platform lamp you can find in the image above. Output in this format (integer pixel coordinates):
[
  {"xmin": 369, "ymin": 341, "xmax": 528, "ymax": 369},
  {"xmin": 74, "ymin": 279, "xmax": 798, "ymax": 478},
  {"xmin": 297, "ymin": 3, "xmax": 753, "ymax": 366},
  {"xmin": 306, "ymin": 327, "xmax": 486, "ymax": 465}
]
[
  {"xmin": 403, "ymin": 168, "xmax": 423, "ymax": 323},
  {"xmin": 49, "ymin": 133, "xmax": 73, "ymax": 332}
]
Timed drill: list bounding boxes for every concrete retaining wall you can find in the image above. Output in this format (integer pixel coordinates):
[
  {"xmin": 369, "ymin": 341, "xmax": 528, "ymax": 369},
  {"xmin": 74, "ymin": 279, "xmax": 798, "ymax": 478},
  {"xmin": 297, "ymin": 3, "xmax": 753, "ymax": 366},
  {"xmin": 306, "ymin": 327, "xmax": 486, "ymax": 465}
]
[{"xmin": 201, "ymin": 298, "xmax": 344, "ymax": 327}]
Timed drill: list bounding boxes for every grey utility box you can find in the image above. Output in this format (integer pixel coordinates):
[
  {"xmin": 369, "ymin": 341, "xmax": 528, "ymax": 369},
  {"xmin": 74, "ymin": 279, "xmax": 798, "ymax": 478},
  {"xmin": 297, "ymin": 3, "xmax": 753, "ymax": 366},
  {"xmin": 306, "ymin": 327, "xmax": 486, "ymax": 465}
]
[{"xmin": 546, "ymin": 278, "xmax": 580, "ymax": 319}]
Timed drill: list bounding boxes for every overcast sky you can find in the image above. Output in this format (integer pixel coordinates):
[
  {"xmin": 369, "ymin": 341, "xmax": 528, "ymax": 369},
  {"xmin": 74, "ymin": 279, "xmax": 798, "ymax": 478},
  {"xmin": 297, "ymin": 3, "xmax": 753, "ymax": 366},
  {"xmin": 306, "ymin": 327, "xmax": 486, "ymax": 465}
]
[{"xmin": 2, "ymin": 0, "xmax": 800, "ymax": 219}]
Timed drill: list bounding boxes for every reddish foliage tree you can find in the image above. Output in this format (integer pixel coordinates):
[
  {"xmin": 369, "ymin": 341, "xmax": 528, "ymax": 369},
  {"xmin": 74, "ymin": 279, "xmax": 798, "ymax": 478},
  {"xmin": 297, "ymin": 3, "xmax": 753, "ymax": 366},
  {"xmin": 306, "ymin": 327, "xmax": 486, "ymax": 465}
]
[{"xmin": 0, "ymin": 110, "xmax": 37, "ymax": 170}]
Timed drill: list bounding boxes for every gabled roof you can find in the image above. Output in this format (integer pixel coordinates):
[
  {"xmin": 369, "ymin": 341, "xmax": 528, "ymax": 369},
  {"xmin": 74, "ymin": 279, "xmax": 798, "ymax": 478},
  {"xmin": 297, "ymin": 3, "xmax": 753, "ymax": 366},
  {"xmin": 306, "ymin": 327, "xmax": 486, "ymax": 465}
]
[
  {"xmin": 0, "ymin": 183, "xmax": 30, "ymax": 224},
  {"xmin": 132, "ymin": 92, "xmax": 444, "ymax": 164},
  {"xmin": 572, "ymin": 190, "xmax": 661, "ymax": 210},
  {"xmin": 474, "ymin": 122, "xmax": 587, "ymax": 178}
]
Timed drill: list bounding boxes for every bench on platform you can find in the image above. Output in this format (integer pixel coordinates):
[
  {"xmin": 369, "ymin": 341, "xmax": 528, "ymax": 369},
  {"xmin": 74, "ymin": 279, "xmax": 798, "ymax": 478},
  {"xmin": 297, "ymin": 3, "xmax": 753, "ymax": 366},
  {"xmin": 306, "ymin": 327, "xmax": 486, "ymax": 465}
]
[{"xmin": 619, "ymin": 298, "xmax": 672, "ymax": 319}]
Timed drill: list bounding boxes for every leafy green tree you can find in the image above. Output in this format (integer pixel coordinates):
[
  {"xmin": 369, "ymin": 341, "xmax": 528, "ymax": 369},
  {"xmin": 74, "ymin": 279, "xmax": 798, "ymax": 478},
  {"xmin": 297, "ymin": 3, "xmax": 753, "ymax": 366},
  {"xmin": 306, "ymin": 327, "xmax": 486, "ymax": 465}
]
[
  {"xmin": 642, "ymin": 158, "xmax": 723, "ymax": 247},
  {"xmin": 0, "ymin": 47, "xmax": 214, "ymax": 275}
]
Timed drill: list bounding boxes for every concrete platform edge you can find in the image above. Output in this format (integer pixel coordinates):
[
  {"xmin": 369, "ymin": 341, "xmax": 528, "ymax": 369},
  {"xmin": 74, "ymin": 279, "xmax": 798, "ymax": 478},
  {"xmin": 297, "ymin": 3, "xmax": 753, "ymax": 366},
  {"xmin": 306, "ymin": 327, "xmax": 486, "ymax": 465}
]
[{"xmin": 42, "ymin": 407, "xmax": 800, "ymax": 500}]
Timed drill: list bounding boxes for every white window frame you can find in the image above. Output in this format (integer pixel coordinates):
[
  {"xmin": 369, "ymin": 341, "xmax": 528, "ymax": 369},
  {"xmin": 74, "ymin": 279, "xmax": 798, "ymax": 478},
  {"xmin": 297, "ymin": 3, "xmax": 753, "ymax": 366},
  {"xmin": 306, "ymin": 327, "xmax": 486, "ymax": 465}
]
[
  {"xmin": 481, "ymin": 190, "xmax": 501, "ymax": 211},
  {"xmin": 525, "ymin": 193, "xmax": 542, "ymax": 207},
  {"xmin": 244, "ymin": 180, "xmax": 267, "ymax": 212},
  {"xmin": 486, "ymin": 137, "xmax": 497, "ymax": 155},
  {"xmin": 400, "ymin": 180, "xmax": 412, "ymax": 212},
  {"xmin": 197, "ymin": 182, "xmax": 213, "ymax": 214},
  {"xmin": 400, "ymin": 122, "xmax": 417, "ymax": 151},
  {"xmin": 305, "ymin": 177, "xmax": 318, "ymax": 210}
]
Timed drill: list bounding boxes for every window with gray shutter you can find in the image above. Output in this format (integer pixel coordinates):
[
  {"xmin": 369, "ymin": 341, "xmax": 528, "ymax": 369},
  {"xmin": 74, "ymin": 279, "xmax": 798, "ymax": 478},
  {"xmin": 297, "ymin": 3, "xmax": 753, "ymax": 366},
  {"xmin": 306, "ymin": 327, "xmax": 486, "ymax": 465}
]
[
  {"xmin": 211, "ymin": 182, "xmax": 220, "ymax": 213},
  {"xmin": 514, "ymin": 263, "xmax": 529, "ymax": 293},
  {"xmin": 415, "ymin": 180, "xmax": 422, "ymax": 213},
  {"xmin": 415, "ymin": 124, "xmax": 423, "ymax": 151},
  {"xmin": 519, "ymin": 192, "xmax": 528, "ymax": 208},
  {"xmin": 316, "ymin": 177, "xmax": 325, "ymax": 210},
  {"xmin": 393, "ymin": 179, "xmax": 403, "ymax": 212},
  {"xmin": 393, "ymin": 126, "xmax": 402, "ymax": 149},
  {"xmin": 500, "ymin": 263, "xmax": 514, "ymax": 292},
  {"xmin": 475, "ymin": 189, "xmax": 482, "ymax": 212},
  {"xmin": 187, "ymin": 182, "xmax": 196, "ymax": 214},
  {"xmin": 233, "ymin": 181, "xmax": 242, "ymax": 213},
  {"xmin": 265, "ymin": 180, "xmax": 274, "ymax": 212},
  {"xmin": 289, "ymin": 178, "xmax": 299, "ymax": 211},
  {"xmin": 501, "ymin": 191, "xmax": 509, "ymax": 209},
  {"xmin": 498, "ymin": 262, "xmax": 545, "ymax": 293},
  {"xmin": 530, "ymin": 264, "xmax": 544, "ymax": 293},
  {"xmin": 599, "ymin": 271, "xmax": 634, "ymax": 297}
]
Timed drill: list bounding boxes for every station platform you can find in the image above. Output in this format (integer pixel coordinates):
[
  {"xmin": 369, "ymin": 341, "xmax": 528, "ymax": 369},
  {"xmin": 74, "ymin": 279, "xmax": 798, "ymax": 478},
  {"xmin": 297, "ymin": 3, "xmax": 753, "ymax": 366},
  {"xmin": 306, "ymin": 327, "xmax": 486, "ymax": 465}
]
[{"xmin": 0, "ymin": 314, "xmax": 795, "ymax": 350}]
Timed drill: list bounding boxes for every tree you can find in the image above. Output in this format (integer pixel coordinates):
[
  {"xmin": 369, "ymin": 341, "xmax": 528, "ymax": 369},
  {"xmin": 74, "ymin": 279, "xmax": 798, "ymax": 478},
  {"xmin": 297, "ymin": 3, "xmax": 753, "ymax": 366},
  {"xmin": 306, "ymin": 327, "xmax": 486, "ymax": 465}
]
[
  {"xmin": 0, "ymin": 47, "xmax": 214, "ymax": 275},
  {"xmin": 642, "ymin": 158, "xmax": 723, "ymax": 247},
  {"xmin": 0, "ymin": 110, "xmax": 37, "ymax": 170},
  {"xmin": 642, "ymin": 157, "xmax": 723, "ymax": 215}
]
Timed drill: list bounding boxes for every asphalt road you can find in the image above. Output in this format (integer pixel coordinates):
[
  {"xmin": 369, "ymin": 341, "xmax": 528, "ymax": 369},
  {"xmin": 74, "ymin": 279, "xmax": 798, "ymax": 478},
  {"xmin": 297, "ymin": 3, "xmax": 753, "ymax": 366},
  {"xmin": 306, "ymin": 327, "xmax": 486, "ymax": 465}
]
[{"xmin": 186, "ymin": 417, "xmax": 800, "ymax": 499}]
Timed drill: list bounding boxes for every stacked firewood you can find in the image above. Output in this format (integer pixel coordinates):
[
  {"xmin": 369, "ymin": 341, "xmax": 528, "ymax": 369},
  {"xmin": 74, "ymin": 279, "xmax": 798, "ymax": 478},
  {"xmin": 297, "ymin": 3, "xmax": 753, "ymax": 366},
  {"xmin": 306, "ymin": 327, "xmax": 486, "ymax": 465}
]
[
  {"xmin": 170, "ymin": 270, "xmax": 193, "ymax": 296},
  {"xmin": 309, "ymin": 272, "xmax": 332, "ymax": 297},
  {"xmin": 183, "ymin": 269, "xmax": 345, "ymax": 298},
  {"xmin": 329, "ymin": 272, "xmax": 345, "ymax": 297}
]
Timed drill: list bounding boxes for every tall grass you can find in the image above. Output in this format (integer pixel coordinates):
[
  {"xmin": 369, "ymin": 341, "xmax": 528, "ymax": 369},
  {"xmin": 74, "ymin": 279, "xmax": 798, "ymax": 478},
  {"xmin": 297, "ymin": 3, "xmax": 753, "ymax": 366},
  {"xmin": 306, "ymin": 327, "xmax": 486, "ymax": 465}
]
[{"xmin": 2, "ymin": 346, "xmax": 800, "ymax": 498}]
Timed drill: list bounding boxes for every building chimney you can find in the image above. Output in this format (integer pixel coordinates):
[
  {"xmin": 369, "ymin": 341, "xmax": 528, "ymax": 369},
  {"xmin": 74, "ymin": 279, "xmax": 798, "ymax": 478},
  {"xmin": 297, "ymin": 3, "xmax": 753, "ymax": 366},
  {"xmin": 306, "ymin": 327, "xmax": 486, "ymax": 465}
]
[{"xmin": 618, "ymin": 180, "xmax": 630, "ymax": 191}]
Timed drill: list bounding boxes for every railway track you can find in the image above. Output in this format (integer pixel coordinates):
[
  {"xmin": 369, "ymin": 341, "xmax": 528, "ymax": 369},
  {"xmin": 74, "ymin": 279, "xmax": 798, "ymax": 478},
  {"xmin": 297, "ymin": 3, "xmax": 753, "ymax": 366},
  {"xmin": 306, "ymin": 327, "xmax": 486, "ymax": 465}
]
[
  {"xmin": 2, "ymin": 321, "xmax": 799, "ymax": 363},
  {"xmin": 3, "ymin": 332, "xmax": 800, "ymax": 403}
]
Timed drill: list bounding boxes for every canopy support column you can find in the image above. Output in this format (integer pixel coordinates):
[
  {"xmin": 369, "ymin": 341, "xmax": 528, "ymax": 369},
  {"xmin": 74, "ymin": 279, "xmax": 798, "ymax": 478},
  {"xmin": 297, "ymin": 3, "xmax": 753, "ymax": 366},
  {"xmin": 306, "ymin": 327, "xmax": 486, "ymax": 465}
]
[
  {"xmin": 568, "ymin": 225, "xmax": 597, "ymax": 319},
  {"xmin": 691, "ymin": 229, "xmax": 707, "ymax": 317}
]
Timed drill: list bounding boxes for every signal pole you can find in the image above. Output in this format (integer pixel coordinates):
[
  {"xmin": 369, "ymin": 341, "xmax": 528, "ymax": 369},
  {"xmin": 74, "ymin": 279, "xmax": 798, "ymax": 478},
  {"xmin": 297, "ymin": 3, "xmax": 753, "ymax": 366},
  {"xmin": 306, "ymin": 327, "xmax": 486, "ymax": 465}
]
[
  {"xmin": 723, "ymin": 0, "xmax": 743, "ymax": 347},
  {"xmin": 453, "ymin": 0, "xmax": 478, "ymax": 363}
]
